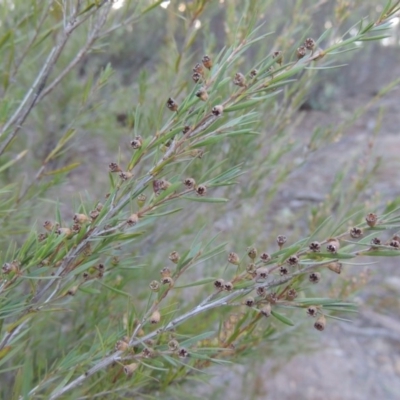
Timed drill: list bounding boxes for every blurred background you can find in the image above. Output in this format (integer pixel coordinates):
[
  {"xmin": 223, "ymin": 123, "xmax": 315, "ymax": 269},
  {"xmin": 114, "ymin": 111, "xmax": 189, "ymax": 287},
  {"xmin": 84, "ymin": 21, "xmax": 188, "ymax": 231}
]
[{"xmin": 1, "ymin": 0, "xmax": 400, "ymax": 399}]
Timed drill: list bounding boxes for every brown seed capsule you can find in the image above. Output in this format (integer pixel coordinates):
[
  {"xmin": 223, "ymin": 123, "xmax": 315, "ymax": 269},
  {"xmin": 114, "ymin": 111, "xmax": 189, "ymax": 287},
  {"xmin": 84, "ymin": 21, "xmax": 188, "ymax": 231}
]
[
  {"xmin": 233, "ymin": 72, "xmax": 246, "ymax": 87},
  {"xmin": 309, "ymin": 241, "xmax": 321, "ymax": 252},
  {"xmin": 286, "ymin": 288, "xmax": 297, "ymax": 300},
  {"xmin": 115, "ymin": 340, "xmax": 129, "ymax": 351},
  {"xmin": 196, "ymin": 184, "xmax": 207, "ymax": 196},
  {"xmin": 327, "ymin": 262, "xmax": 342, "ymax": 274},
  {"xmin": 193, "ymin": 63, "xmax": 204, "ymax": 75},
  {"xmin": 266, "ymin": 292, "xmax": 278, "ymax": 305},
  {"xmin": 72, "ymin": 223, "xmax": 81, "ymax": 234},
  {"xmin": 276, "ymin": 235, "xmax": 287, "ymax": 248},
  {"xmin": 202, "ymin": 55, "xmax": 212, "ymax": 70},
  {"xmin": 153, "ymin": 179, "xmax": 163, "ymax": 195},
  {"xmin": 365, "ymin": 213, "xmax": 378, "ymax": 227},
  {"xmin": 119, "ymin": 171, "xmax": 133, "ymax": 181},
  {"xmin": 195, "ymin": 87, "xmax": 208, "ymax": 101},
  {"xmin": 304, "ymin": 37, "xmax": 316, "ymax": 50},
  {"xmin": 2, "ymin": 262, "xmax": 17, "ymax": 274},
  {"xmin": 123, "ymin": 363, "xmax": 138, "ymax": 376},
  {"xmin": 89, "ymin": 210, "xmax": 99, "ymax": 220},
  {"xmin": 273, "ymin": 51, "xmax": 283, "ymax": 65},
  {"xmin": 214, "ymin": 278, "xmax": 225, "ymax": 289},
  {"xmin": 162, "ymin": 276, "xmax": 174, "ymax": 286},
  {"xmin": 211, "ymin": 105, "xmax": 223, "ymax": 116},
  {"xmin": 326, "ymin": 238, "xmax": 340, "ymax": 253},
  {"xmin": 250, "ymin": 69, "xmax": 258, "ymax": 78},
  {"xmin": 392, "ymin": 235, "xmax": 400, "ymax": 242},
  {"xmin": 73, "ymin": 213, "xmax": 89, "ymax": 224},
  {"xmin": 149, "ymin": 280, "xmax": 160, "ymax": 291},
  {"xmin": 38, "ymin": 233, "xmax": 47, "ymax": 242},
  {"xmin": 245, "ymin": 297, "xmax": 255, "ymax": 307},
  {"xmin": 247, "ymin": 247, "xmax": 257, "ymax": 260},
  {"xmin": 350, "ymin": 227, "xmax": 363, "ymax": 239},
  {"xmin": 137, "ymin": 193, "xmax": 146, "ymax": 207},
  {"xmin": 67, "ymin": 286, "xmax": 78, "ymax": 296},
  {"xmin": 297, "ymin": 46, "xmax": 306, "ymax": 59},
  {"xmin": 43, "ymin": 220, "xmax": 54, "ymax": 231},
  {"xmin": 160, "ymin": 267, "xmax": 171, "ymax": 278},
  {"xmin": 109, "ymin": 162, "xmax": 122, "ymax": 173},
  {"xmin": 56, "ymin": 227, "xmax": 72, "ymax": 237},
  {"xmin": 228, "ymin": 252, "xmax": 240, "ymax": 265},
  {"xmin": 309, "ymin": 272, "xmax": 321, "ymax": 284},
  {"xmin": 130, "ymin": 136, "xmax": 143, "ymax": 149},
  {"xmin": 370, "ymin": 237, "xmax": 381, "ymax": 248},
  {"xmin": 184, "ymin": 178, "xmax": 196, "ymax": 189},
  {"xmin": 178, "ymin": 348, "xmax": 189, "ymax": 358},
  {"xmin": 168, "ymin": 339, "xmax": 180, "ymax": 351},
  {"xmin": 169, "ymin": 251, "xmax": 180, "ymax": 264},
  {"xmin": 182, "ymin": 125, "xmax": 191, "ymax": 135},
  {"xmin": 260, "ymin": 252, "xmax": 271, "ymax": 263},
  {"xmin": 256, "ymin": 267, "xmax": 269, "ymax": 280},
  {"xmin": 96, "ymin": 202, "xmax": 103, "ymax": 211},
  {"xmin": 224, "ymin": 281, "xmax": 233, "ymax": 291},
  {"xmin": 192, "ymin": 72, "xmax": 201, "ymax": 83},
  {"xmin": 167, "ymin": 97, "xmax": 178, "ymax": 112},
  {"xmin": 82, "ymin": 271, "xmax": 90, "ymax": 280},
  {"xmin": 287, "ymin": 255, "xmax": 299, "ymax": 266},
  {"xmin": 142, "ymin": 348, "xmax": 154, "ymax": 358},
  {"xmin": 150, "ymin": 310, "xmax": 161, "ymax": 324},
  {"xmin": 256, "ymin": 286, "xmax": 267, "ymax": 297},
  {"xmin": 389, "ymin": 240, "xmax": 400, "ymax": 249},
  {"xmin": 260, "ymin": 303, "xmax": 272, "ymax": 317},
  {"xmin": 279, "ymin": 266, "xmax": 289, "ymax": 275},
  {"xmin": 314, "ymin": 314, "xmax": 326, "ymax": 331},
  {"xmin": 307, "ymin": 306, "xmax": 318, "ymax": 317},
  {"xmin": 127, "ymin": 213, "xmax": 139, "ymax": 226}
]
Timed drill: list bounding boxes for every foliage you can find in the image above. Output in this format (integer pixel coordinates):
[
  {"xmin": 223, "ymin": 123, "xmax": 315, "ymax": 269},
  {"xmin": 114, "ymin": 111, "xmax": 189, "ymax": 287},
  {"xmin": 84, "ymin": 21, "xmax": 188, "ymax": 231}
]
[{"xmin": 1, "ymin": 0, "xmax": 400, "ymax": 398}]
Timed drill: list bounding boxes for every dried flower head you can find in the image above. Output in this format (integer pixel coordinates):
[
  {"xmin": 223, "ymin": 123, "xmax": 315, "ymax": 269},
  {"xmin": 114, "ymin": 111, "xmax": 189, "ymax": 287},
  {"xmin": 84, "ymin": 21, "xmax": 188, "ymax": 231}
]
[
  {"xmin": 2, "ymin": 261, "xmax": 19, "ymax": 274},
  {"xmin": 309, "ymin": 241, "xmax": 321, "ymax": 252},
  {"xmin": 123, "ymin": 363, "xmax": 138, "ymax": 376},
  {"xmin": 127, "ymin": 213, "xmax": 139, "ymax": 226},
  {"xmin": 130, "ymin": 136, "xmax": 143, "ymax": 149},
  {"xmin": 350, "ymin": 227, "xmax": 363, "ymax": 239},
  {"xmin": 137, "ymin": 193, "xmax": 146, "ymax": 207},
  {"xmin": 279, "ymin": 266, "xmax": 289, "ymax": 275},
  {"xmin": 260, "ymin": 303, "xmax": 272, "ymax": 317},
  {"xmin": 286, "ymin": 288, "xmax": 297, "ymax": 300},
  {"xmin": 211, "ymin": 104, "xmax": 223, "ymax": 116},
  {"xmin": 273, "ymin": 51, "xmax": 283, "ymax": 65},
  {"xmin": 196, "ymin": 184, "xmax": 207, "ymax": 196},
  {"xmin": 38, "ymin": 233, "xmax": 47, "ymax": 242},
  {"xmin": 162, "ymin": 276, "xmax": 174, "ymax": 286},
  {"xmin": 228, "ymin": 252, "xmax": 240, "ymax": 265},
  {"xmin": 43, "ymin": 220, "xmax": 54, "ymax": 232},
  {"xmin": 184, "ymin": 178, "xmax": 196, "ymax": 189},
  {"xmin": 192, "ymin": 72, "xmax": 201, "ymax": 83},
  {"xmin": 89, "ymin": 210, "xmax": 99, "ymax": 220},
  {"xmin": 327, "ymin": 262, "xmax": 342, "ymax": 274},
  {"xmin": 256, "ymin": 286, "xmax": 267, "ymax": 297},
  {"xmin": 276, "ymin": 235, "xmax": 287, "ymax": 248},
  {"xmin": 167, "ymin": 97, "xmax": 178, "ymax": 112},
  {"xmin": 168, "ymin": 339, "xmax": 180, "ymax": 351},
  {"xmin": 193, "ymin": 62, "xmax": 204, "ymax": 75},
  {"xmin": 304, "ymin": 37, "xmax": 316, "ymax": 50},
  {"xmin": 266, "ymin": 292, "xmax": 278, "ymax": 305},
  {"xmin": 314, "ymin": 315, "xmax": 326, "ymax": 331},
  {"xmin": 250, "ymin": 69, "xmax": 258, "ymax": 78},
  {"xmin": 55, "ymin": 227, "xmax": 72, "ymax": 237},
  {"xmin": 160, "ymin": 267, "xmax": 171, "ymax": 278},
  {"xmin": 389, "ymin": 240, "xmax": 400, "ymax": 249},
  {"xmin": 73, "ymin": 213, "xmax": 89, "ymax": 224},
  {"xmin": 326, "ymin": 238, "xmax": 340, "ymax": 253},
  {"xmin": 150, "ymin": 310, "xmax": 161, "ymax": 324},
  {"xmin": 214, "ymin": 278, "xmax": 225, "ymax": 289},
  {"xmin": 247, "ymin": 247, "xmax": 257, "ymax": 260},
  {"xmin": 178, "ymin": 348, "xmax": 189, "ymax": 358},
  {"xmin": 260, "ymin": 252, "xmax": 271, "ymax": 263},
  {"xmin": 115, "ymin": 340, "xmax": 128, "ymax": 351},
  {"xmin": 365, "ymin": 213, "xmax": 378, "ymax": 227},
  {"xmin": 195, "ymin": 86, "xmax": 209, "ymax": 101},
  {"xmin": 307, "ymin": 306, "xmax": 318, "ymax": 317},
  {"xmin": 169, "ymin": 251, "xmax": 180, "ymax": 264},
  {"xmin": 297, "ymin": 46, "xmax": 306, "ymax": 59},
  {"xmin": 67, "ymin": 286, "xmax": 78, "ymax": 296},
  {"xmin": 245, "ymin": 297, "xmax": 255, "ymax": 307},
  {"xmin": 233, "ymin": 72, "xmax": 246, "ymax": 87},
  {"xmin": 370, "ymin": 237, "xmax": 381, "ymax": 248},
  {"xmin": 142, "ymin": 347, "xmax": 154, "ymax": 358},
  {"xmin": 256, "ymin": 267, "xmax": 269, "ymax": 280},
  {"xmin": 119, "ymin": 171, "xmax": 133, "ymax": 181},
  {"xmin": 202, "ymin": 55, "xmax": 212, "ymax": 69},
  {"xmin": 82, "ymin": 271, "xmax": 90, "ymax": 280},
  {"xmin": 309, "ymin": 272, "xmax": 321, "ymax": 284},
  {"xmin": 72, "ymin": 223, "xmax": 81, "ymax": 234},
  {"xmin": 109, "ymin": 162, "xmax": 121, "ymax": 173},
  {"xmin": 224, "ymin": 281, "xmax": 233, "ymax": 291},
  {"xmin": 149, "ymin": 280, "xmax": 160, "ymax": 292},
  {"xmin": 153, "ymin": 179, "xmax": 163, "ymax": 195},
  {"xmin": 287, "ymin": 255, "xmax": 299, "ymax": 266},
  {"xmin": 182, "ymin": 125, "xmax": 191, "ymax": 135}
]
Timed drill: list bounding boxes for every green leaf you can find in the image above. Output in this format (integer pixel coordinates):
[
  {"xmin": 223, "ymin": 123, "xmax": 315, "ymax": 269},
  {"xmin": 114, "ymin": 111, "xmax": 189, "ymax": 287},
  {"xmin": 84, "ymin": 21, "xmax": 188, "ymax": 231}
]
[
  {"xmin": 174, "ymin": 277, "xmax": 217, "ymax": 289},
  {"xmin": 181, "ymin": 196, "xmax": 228, "ymax": 203},
  {"xmin": 271, "ymin": 310, "xmax": 295, "ymax": 326}
]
